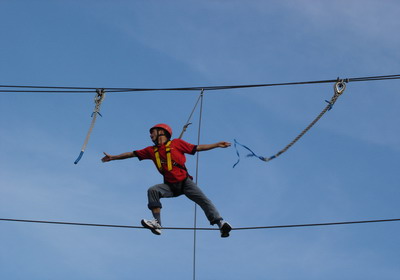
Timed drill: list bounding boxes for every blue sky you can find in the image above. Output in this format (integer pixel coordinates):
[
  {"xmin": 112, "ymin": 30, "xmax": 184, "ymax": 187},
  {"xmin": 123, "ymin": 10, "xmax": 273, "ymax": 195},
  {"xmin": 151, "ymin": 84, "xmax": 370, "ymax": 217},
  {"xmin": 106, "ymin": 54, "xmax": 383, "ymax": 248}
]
[{"xmin": 1, "ymin": 1, "xmax": 400, "ymax": 279}]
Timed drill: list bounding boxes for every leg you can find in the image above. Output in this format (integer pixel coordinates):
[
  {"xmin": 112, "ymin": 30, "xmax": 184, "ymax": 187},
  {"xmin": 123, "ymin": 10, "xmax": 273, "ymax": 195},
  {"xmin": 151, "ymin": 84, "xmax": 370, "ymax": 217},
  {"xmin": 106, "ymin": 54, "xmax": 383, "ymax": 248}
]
[
  {"xmin": 147, "ymin": 183, "xmax": 175, "ymax": 212},
  {"xmin": 182, "ymin": 178, "xmax": 223, "ymax": 225},
  {"xmin": 142, "ymin": 183, "xmax": 175, "ymax": 235},
  {"xmin": 182, "ymin": 178, "xmax": 232, "ymax": 237}
]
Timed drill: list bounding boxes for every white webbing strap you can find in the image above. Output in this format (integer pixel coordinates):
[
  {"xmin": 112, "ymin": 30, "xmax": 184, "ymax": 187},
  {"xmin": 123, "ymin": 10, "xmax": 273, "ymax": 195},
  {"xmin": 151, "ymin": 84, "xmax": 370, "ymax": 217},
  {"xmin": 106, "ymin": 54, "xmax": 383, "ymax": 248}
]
[{"xmin": 74, "ymin": 89, "xmax": 106, "ymax": 164}]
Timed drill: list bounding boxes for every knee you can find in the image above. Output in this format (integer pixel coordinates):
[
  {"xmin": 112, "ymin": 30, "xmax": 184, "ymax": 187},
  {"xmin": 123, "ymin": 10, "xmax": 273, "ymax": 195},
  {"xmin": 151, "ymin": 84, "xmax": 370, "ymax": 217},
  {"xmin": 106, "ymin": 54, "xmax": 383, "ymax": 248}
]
[
  {"xmin": 148, "ymin": 186, "xmax": 159, "ymax": 195},
  {"xmin": 147, "ymin": 186, "xmax": 163, "ymax": 210}
]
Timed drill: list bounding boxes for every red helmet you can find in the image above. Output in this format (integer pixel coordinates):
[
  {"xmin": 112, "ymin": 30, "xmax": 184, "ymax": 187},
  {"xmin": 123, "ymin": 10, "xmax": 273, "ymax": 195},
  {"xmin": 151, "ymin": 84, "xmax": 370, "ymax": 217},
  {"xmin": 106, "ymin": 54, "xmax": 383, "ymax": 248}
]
[{"xmin": 150, "ymin": 123, "xmax": 172, "ymax": 138}]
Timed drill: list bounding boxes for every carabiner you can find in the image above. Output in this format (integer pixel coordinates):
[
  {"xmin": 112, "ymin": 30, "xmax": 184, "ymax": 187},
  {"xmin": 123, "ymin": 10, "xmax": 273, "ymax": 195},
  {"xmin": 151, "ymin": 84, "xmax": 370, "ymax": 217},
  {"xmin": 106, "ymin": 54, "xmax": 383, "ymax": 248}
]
[{"xmin": 334, "ymin": 80, "xmax": 346, "ymax": 95}]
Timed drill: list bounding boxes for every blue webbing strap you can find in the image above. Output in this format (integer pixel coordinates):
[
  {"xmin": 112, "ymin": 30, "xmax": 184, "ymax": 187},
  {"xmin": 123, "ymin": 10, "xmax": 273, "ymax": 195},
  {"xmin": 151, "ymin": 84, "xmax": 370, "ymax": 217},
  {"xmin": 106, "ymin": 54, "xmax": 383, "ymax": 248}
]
[
  {"xmin": 74, "ymin": 151, "xmax": 84, "ymax": 164},
  {"xmin": 233, "ymin": 139, "xmax": 266, "ymax": 168}
]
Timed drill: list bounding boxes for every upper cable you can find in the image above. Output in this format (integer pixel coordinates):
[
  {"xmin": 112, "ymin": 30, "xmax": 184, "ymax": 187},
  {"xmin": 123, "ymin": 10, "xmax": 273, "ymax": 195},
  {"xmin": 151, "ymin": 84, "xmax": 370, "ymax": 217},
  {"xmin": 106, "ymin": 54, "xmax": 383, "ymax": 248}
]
[{"xmin": 1, "ymin": 74, "xmax": 399, "ymax": 94}]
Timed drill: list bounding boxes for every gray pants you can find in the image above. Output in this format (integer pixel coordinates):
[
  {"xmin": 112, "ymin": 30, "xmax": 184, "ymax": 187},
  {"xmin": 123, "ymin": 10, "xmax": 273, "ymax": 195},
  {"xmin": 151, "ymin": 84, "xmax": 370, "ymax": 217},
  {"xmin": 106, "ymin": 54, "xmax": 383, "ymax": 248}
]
[{"xmin": 147, "ymin": 177, "xmax": 222, "ymax": 225}]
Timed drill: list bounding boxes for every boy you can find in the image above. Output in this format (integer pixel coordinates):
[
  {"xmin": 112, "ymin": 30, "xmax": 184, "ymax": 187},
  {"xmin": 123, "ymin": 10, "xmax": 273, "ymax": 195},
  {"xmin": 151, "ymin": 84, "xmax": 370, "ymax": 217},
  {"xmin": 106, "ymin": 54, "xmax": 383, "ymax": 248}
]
[{"xmin": 102, "ymin": 123, "xmax": 232, "ymax": 237}]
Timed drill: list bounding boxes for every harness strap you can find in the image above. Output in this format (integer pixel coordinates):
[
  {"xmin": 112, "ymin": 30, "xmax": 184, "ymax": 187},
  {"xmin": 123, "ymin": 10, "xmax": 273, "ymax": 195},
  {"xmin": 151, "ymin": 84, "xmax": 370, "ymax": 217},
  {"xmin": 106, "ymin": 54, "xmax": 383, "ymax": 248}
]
[
  {"xmin": 154, "ymin": 146, "xmax": 162, "ymax": 170},
  {"xmin": 154, "ymin": 141, "xmax": 173, "ymax": 171},
  {"xmin": 166, "ymin": 141, "xmax": 172, "ymax": 171}
]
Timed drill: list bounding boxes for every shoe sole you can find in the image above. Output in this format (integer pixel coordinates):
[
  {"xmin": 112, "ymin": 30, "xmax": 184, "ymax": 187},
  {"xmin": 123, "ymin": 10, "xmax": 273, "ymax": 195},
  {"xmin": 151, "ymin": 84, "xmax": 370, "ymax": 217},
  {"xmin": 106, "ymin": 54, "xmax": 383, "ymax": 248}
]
[
  {"xmin": 141, "ymin": 219, "xmax": 161, "ymax": 235},
  {"xmin": 220, "ymin": 223, "xmax": 232, "ymax": 238}
]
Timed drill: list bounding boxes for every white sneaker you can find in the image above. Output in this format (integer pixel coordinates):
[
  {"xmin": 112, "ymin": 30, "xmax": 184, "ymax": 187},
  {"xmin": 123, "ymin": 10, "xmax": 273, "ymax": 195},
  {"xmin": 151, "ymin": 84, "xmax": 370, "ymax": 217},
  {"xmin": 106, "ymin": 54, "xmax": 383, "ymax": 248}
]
[
  {"xmin": 141, "ymin": 219, "xmax": 162, "ymax": 235},
  {"xmin": 219, "ymin": 221, "xmax": 232, "ymax": 238}
]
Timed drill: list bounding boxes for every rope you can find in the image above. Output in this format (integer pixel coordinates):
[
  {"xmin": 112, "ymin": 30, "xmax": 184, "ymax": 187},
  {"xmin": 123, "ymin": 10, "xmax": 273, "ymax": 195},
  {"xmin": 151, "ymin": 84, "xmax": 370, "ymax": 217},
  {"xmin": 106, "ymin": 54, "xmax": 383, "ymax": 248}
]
[
  {"xmin": 1, "ymin": 217, "xmax": 399, "ymax": 231},
  {"xmin": 263, "ymin": 80, "xmax": 346, "ymax": 162},
  {"xmin": 178, "ymin": 89, "xmax": 204, "ymax": 139},
  {"xmin": 0, "ymin": 74, "xmax": 399, "ymax": 93},
  {"xmin": 233, "ymin": 81, "xmax": 346, "ymax": 166},
  {"xmin": 74, "ymin": 89, "xmax": 106, "ymax": 164}
]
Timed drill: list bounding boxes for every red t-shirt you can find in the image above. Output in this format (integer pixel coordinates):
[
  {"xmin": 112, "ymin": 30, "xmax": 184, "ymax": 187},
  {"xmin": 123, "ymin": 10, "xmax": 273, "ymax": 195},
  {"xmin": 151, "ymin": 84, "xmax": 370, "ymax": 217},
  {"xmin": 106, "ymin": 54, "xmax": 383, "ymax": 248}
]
[{"xmin": 134, "ymin": 139, "xmax": 197, "ymax": 183}]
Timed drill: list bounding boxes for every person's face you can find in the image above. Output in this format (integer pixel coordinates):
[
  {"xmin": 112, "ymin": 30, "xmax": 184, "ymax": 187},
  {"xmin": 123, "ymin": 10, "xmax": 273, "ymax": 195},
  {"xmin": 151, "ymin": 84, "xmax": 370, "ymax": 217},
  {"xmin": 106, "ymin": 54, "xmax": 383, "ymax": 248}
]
[
  {"xmin": 150, "ymin": 128, "xmax": 168, "ymax": 144},
  {"xmin": 150, "ymin": 129, "xmax": 158, "ymax": 142}
]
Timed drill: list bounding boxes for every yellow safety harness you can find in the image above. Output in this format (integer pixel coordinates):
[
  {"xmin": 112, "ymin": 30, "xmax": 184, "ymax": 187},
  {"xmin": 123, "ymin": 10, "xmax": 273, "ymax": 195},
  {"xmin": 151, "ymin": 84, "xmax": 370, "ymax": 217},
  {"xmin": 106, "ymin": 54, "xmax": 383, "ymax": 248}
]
[{"xmin": 154, "ymin": 141, "xmax": 173, "ymax": 172}]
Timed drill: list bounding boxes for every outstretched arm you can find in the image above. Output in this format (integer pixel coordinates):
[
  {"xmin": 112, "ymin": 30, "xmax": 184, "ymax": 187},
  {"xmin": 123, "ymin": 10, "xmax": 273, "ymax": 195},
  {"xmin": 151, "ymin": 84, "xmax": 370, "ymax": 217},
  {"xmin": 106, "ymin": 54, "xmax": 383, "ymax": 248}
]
[
  {"xmin": 101, "ymin": 151, "xmax": 136, "ymax": 162},
  {"xmin": 196, "ymin": 141, "xmax": 231, "ymax": 152}
]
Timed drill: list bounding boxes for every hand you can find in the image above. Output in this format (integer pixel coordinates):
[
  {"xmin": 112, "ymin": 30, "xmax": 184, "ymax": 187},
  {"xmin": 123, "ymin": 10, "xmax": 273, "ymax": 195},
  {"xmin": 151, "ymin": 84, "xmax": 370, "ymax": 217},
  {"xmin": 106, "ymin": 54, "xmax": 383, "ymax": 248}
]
[
  {"xmin": 217, "ymin": 141, "xmax": 231, "ymax": 148},
  {"xmin": 101, "ymin": 152, "xmax": 113, "ymax": 162}
]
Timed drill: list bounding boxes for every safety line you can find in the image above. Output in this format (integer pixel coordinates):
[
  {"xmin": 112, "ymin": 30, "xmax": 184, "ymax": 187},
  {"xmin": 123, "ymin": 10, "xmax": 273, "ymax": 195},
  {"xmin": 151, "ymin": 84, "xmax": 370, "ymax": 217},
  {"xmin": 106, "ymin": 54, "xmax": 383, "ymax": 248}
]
[
  {"xmin": 193, "ymin": 89, "xmax": 204, "ymax": 280},
  {"xmin": 1, "ymin": 74, "xmax": 400, "ymax": 93},
  {"xmin": 232, "ymin": 81, "xmax": 346, "ymax": 166},
  {"xmin": 1, "ymin": 218, "xmax": 399, "ymax": 230}
]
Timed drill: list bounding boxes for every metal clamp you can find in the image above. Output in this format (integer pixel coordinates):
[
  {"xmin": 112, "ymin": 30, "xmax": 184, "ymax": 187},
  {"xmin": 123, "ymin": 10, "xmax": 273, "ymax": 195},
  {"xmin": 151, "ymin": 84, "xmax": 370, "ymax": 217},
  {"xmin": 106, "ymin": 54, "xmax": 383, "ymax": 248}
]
[{"xmin": 334, "ymin": 80, "xmax": 346, "ymax": 95}]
